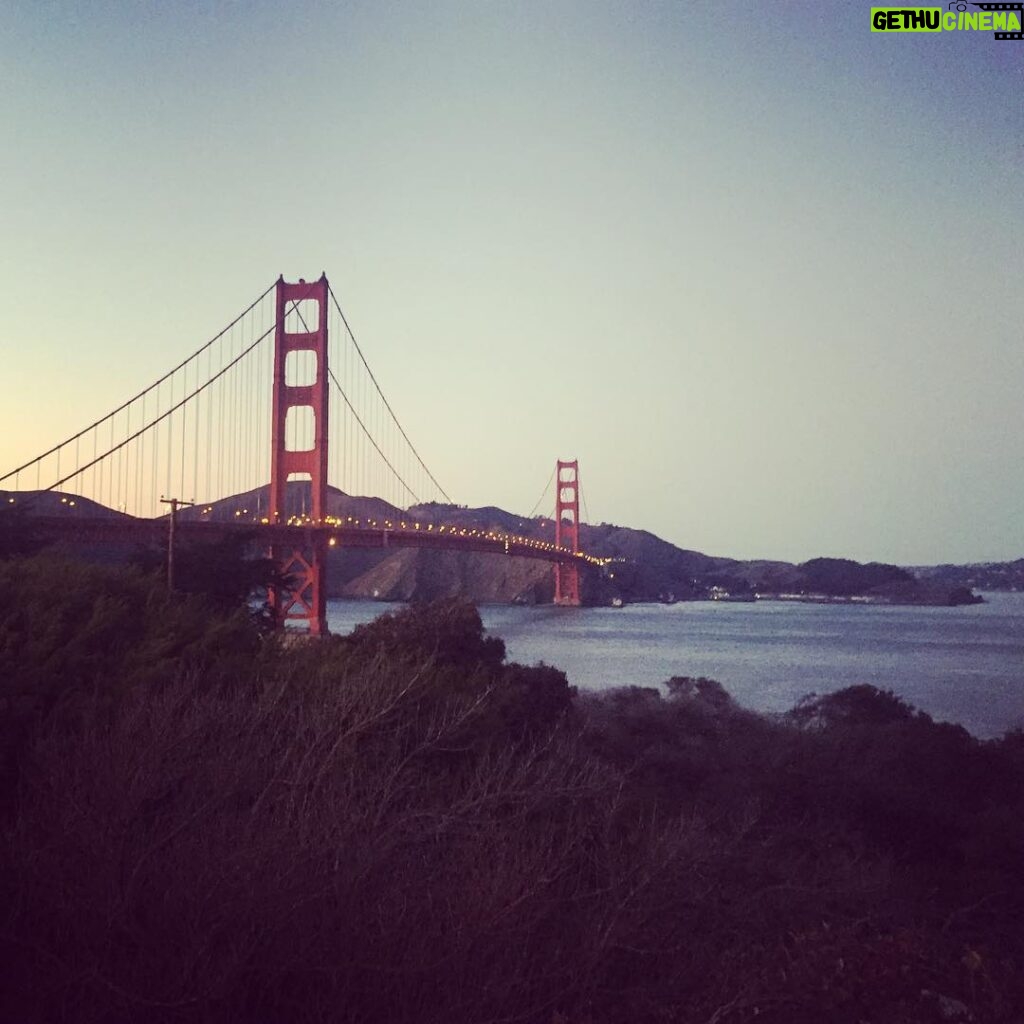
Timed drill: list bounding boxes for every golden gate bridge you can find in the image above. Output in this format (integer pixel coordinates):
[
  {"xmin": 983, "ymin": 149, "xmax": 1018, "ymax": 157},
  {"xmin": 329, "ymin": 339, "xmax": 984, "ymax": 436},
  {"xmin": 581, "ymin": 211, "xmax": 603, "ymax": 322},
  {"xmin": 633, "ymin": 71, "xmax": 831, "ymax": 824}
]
[{"xmin": 1, "ymin": 275, "xmax": 607, "ymax": 633}]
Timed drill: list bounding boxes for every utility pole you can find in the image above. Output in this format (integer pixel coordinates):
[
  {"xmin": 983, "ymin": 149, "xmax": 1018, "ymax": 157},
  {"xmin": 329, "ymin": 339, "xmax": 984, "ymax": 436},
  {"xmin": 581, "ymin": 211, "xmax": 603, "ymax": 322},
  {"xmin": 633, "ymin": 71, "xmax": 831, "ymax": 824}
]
[{"xmin": 159, "ymin": 496, "xmax": 194, "ymax": 591}]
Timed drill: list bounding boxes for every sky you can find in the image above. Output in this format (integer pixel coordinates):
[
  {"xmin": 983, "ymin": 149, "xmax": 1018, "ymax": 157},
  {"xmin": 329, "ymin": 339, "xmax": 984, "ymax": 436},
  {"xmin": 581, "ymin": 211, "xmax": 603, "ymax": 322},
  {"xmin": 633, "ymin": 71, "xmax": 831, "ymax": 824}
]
[{"xmin": 2, "ymin": 0, "xmax": 1022, "ymax": 564}]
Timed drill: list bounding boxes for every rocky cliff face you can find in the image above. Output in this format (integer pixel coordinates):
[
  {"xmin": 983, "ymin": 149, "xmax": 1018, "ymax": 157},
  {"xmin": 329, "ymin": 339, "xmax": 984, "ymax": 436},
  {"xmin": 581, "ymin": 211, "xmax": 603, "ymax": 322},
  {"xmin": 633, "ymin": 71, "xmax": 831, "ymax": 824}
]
[{"xmin": 330, "ymin": 547, "xmax": 553, "ymax": 604}]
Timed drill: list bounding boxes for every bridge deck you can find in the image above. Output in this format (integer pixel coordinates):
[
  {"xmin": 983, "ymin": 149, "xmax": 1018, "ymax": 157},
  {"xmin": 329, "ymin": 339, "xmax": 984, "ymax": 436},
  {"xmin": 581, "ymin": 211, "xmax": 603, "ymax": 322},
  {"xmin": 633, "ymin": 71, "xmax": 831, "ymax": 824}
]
[{"xmin": 24, "ymin": 515, "xmax": 594, "ymax": 566}]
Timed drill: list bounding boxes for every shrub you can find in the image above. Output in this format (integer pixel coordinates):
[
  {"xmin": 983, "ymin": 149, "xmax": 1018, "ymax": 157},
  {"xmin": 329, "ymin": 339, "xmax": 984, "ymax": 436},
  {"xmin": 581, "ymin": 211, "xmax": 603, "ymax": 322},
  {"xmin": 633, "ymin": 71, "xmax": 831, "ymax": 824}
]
[
  {"xmin": 0, "ymin": 554, "xmax": 261, "ymax": 814},
  {"xmin": 344, "ymin": 598, "xmax": 506, "ymax": 669},
  {"xmin": 1, "ymin": 644, "xmax": 701, "ymax": 1024},
  {"xmin": 2, "ymin": 585, "xmax": 1023, "ymax": 1022}
]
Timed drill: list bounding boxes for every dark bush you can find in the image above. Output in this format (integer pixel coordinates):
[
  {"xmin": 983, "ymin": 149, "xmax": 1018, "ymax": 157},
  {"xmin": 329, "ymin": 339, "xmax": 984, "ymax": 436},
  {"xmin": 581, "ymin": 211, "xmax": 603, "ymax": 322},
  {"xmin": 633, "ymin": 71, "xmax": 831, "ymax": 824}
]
[
  {"xmin": 0, "ymin": 507, "xmax": 43, "ymax": 560},
  {"xmin": 2, "ymin": 577, "xmax": 1023, "ymax": 1023},
  {"xmin": 789, "ymin": 683, "xmax": 918, "ymax": 728},
  {"xmin": 344, "ymin": 598, "xmax": 506, "ymax": 669},
  {"xmin": 0, "ymin": 554, "xmax": 261, "ymax": 815},
  {"xmin": 133, "ymin": 533, "xmax": 283, "ymax": 630}
]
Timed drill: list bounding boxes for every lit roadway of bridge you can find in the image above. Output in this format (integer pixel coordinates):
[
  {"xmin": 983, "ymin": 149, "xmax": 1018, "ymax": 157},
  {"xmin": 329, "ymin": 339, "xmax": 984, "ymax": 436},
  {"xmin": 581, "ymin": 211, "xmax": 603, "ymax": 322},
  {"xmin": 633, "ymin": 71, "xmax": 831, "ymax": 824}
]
[{"xmin": 22, "ymin": 508, "xmax": 606, "ymax": 567}]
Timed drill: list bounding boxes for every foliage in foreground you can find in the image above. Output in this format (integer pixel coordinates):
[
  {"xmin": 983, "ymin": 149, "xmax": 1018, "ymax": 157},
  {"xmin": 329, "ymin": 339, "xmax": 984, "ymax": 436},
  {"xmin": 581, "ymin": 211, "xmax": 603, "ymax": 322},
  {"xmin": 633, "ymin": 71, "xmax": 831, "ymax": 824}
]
[{"xmin": 0, "ymin": 558, "xmax": 1022, "ymax": 1023}]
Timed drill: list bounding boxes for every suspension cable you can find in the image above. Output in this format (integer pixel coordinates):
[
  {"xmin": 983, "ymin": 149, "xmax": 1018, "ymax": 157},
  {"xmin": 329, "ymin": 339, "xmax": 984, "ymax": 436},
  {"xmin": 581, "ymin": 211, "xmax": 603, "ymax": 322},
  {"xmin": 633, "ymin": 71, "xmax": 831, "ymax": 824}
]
[
  {"xmin": 326, "ymin": 368, "xmax": 421, "ymax": 505},
  {"xmin": 326, "ymin": 281, "xmax": 452, "ymax": 504},
  {"xmin": 0, "ymin": 279, "xmax": 277, "ymax": 485},
  {"xmin": 42, "ymin": 321, "xmax": 276, "ymax": 496},
  {"xmin": 288, "ymin": 294, "xmax": 425, "ymax": 507},
  {"xmin": 527, "ymin": 465, "xmax": 556, "ymax": 519}
]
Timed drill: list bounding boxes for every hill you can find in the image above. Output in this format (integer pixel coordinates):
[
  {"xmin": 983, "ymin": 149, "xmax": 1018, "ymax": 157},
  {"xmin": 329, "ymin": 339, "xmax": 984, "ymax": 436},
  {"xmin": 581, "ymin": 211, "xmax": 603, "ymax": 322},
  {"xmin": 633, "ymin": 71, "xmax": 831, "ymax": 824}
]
[
  {"xmin": 172, "ymin": 484, "xmax": 980, "ymax": 606},
  {"xmin": 2, "ymin": 483, "xmax": 983, "ymax": 605},
  {"xmin": 911, "ymin": 558, "xmax": 1024, "ymax": 592}
]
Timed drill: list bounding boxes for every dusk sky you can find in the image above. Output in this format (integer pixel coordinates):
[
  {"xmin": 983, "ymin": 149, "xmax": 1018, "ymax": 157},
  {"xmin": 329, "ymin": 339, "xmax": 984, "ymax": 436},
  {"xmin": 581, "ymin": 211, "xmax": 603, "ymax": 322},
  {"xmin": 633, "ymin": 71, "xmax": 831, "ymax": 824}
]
[{"xmin": 2, "ymin": 0, "xmax": 1022, "ymax": 564}]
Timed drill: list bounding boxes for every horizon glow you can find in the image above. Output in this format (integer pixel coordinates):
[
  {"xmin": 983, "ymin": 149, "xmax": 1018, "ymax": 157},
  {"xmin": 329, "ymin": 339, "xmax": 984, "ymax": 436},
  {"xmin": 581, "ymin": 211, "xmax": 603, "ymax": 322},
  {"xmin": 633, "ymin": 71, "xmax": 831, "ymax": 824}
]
[{"xmin": 1, "ymin": 0, "xmax": 1021, "ymax": 565}]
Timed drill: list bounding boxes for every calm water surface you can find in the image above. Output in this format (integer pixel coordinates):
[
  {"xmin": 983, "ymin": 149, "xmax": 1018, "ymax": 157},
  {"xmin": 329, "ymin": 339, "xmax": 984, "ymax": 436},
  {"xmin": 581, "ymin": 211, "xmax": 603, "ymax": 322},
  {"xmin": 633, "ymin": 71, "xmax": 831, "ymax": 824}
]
[{"xmin": 326, "ymin": 593, "xmax": 1024, "ymax": 739}]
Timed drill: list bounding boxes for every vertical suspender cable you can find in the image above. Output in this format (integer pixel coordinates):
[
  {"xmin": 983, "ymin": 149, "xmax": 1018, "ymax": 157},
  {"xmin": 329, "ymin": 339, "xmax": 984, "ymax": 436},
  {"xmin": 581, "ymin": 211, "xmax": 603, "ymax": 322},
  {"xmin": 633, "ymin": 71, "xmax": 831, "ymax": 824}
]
[
  {"xmin": 99, "ymin": 419, "xmax": 104, "ymax": 506},
  {"xmin": 205, "ymin": 342, "xmax": 212, "ymax": 504},
  {"xmin": 138, "ymin": 395, "xmax": 144, "ymax": 514},
  {"xmin": 193, "ymin": 354, "xmax": 200, "ymax": 505},
  {"xmin": 166, "ymin": 373, "xmax": 173, "ymax": 500},
  {"xmin": 235, "ymin": 321, "xmax": 239, "ymax": 497},
  {"xmin": 226, "ymin": 323, "xmax": 234, "ymax": 498},
  {"xmin": 246, "ymin": 306, "xmax": 254, "ymax": 498},
  {"xmin": 150, "ymin": 385, "xmax": 157, "ymax": 514},
  {"xmin": 180, "ymin": 361, "xmax": 187, "ymax": 501},
  {"xmin": 258, "ymin": 296, "xmax": 265, "ymax": 507}
]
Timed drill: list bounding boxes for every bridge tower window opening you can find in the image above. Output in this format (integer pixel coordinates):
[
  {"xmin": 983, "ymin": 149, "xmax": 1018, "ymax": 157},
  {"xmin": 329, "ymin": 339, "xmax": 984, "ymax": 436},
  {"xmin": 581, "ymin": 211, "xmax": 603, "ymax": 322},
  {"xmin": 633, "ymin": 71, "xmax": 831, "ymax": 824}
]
[
  {"xmin": 284, "ymin": 350, "xmax": 318, "ymax": 388},
  {"xmin": 283, "ymin": 298, "xmax": 320, "ymax": 333},
  {"xmin": 284, "ymin": 405, "xmax": 316, "ymax": 453}
]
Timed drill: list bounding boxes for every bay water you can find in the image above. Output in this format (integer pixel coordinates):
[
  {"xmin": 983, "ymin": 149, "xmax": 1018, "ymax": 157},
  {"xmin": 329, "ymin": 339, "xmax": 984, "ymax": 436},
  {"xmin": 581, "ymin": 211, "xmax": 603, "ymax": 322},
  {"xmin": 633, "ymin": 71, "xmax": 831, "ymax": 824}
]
[{"xmin": 326, "ymin": 593, "xmax": 1024, "ymax": 739}]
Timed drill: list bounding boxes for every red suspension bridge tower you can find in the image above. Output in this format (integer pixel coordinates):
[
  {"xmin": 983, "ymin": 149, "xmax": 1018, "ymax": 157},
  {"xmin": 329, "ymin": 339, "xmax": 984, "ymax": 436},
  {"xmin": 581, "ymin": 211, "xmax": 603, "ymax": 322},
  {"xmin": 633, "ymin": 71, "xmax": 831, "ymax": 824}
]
[
  {"xmin": 269, "ymin": 274, "xmax": 330, "ymax": 634},
  {"xmin": 554, "ymin": 458, "xmax": 581, "ymax": 606}
]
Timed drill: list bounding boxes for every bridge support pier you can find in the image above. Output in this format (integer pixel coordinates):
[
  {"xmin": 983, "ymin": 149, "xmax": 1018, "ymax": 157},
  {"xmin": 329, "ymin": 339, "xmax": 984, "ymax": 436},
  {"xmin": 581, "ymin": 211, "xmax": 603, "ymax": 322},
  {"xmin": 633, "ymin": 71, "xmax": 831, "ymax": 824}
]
[
  {"xmin": 271, "ymin": 533, "xmax": 328, "ymax": 636},
  {"xmin": 268, "ymin": 275, "xmax": 330, "ymax": 635},
  {"xmin": 554, "ymin": 459, "xmax": 581, "ymax": 606}
]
